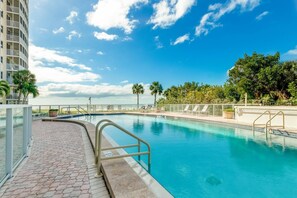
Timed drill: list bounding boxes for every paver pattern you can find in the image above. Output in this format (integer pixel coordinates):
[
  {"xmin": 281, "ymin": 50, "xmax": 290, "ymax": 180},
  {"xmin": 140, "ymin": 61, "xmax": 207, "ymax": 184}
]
[{"xmin": 0, "ymin": 120, "xmax": 109, "ymax": 198}]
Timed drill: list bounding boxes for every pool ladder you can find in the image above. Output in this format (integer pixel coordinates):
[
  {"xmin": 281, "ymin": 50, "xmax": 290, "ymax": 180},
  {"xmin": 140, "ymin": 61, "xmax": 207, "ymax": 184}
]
[
  {"xmin": 95, "ymin": 119, "xmax": 151, "ymax": 176},
  {"xmin": 252, "ymin": 110, "xmax": 285, "ymax": 140}
]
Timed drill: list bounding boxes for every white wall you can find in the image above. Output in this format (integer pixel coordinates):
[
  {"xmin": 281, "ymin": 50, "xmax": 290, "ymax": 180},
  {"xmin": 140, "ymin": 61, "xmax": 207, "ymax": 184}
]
[{"xmin": 235, "ymin": 106, "xmax": 297, "ymax": 129}]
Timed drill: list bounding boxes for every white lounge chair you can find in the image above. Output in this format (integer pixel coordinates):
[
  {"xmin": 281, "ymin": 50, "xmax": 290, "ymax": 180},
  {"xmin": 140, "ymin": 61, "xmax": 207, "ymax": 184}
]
[
  {"xmin": 183, "ymin": 105, "xmax": 190, "ymax": 113},
  {"xmin": 191, "ymin": 105, "xmax": 199, "ymax": 114},
  {"xmin": 198, "ymin": 105, "xmax": 209, "ymax": 115}
]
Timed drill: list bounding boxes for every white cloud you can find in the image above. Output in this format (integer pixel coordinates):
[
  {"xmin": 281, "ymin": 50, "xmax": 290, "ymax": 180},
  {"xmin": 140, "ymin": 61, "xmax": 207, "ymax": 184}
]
[
  {"xmin": 123, "ymin": 36, "xmax": 133, "ymax": 41},
  {"xmin": 195, "ymin": 0, "xmax": 261, "ymax": 37},
  {"xmin": 148, "ymin": 0, "xmax": 196, "ymax": 29},
  {"xmin": 97, "ymin": 51, "xmax": 104, "ymax": 55},
  {"xmin": 66, "ymin": 30, "xmax": 82, "ymax": 40},
  {"xmin": 282, "ymin": 45, "xmax": 297, "ymax": 61},
  {"xmin": 120, "ymin": 80, "xmax": 129, "ymax": 84},
  {"xmin": 66, "ymin": 11, "xmax": 78, "ymax": 24},
  {"xmin": 208, "ymin": 3, "xmax": 222, "ymax": 11},
  {"xmin": 29, "ymin": 44, "xmax": 91, "ymax": 71},
  {"xmin": 93, "ymin": 32, "xmax": 118, "ymax": 41},
  {"xmin": 99, "ymin": 66, "xmax": 112, "ymax": 71},
  {"xmin": 86, "ymin": 0, "xmax": 148, "ymax": 34},
  {"xmin": 154, "ymin": 36, "xmax": 164, "ymax": 49},
  {"xmin": 53, "ymin": 27, "xmax": 65, "ymax": 34},
  {"xmin": 38, "ymin": 83, "xmax": 150, "ymax": 98},
  {"xmin": 39, "ymin": 28, "xmax": 48, "ymax": 32},
  {"xmin": 172, "ymin": 34, "xmax": 190, "ymax": 45},
  {"xmin": 256, "ymin": 11, "xmax": 269, "ymax": 21}
]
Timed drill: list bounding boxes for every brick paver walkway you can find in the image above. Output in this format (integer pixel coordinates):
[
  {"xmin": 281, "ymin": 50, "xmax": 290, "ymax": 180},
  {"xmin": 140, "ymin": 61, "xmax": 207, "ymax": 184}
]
[{"xmin": 0, "ymin": 121, "xmax": 109, "ymax": 198}]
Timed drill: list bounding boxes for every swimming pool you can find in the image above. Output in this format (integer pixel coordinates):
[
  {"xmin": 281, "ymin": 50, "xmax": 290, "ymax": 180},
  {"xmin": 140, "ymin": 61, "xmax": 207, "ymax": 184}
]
[{"xmin": 75, "ymin": 114, "xmax": 297, "ymax": 198}]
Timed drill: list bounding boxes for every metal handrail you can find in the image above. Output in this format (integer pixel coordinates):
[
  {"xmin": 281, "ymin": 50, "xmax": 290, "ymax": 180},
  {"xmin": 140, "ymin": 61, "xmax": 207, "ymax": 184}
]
[
  {"xmin": 95, "ymin": 120, "xmax": 151, "ymax": 176},
  {"xmin": 60, "ymin": 106, "xmax": 90, "ymax": 116},
  {"xmin": 252, "ymin": 110, "xmax": 271, "ymax": 135},
  {"xmin": 95, "ymin": 119, "xmax": 113, "ymax": 164},
  {"xmin": 265, "ymin": 111, "xmax": 285, "ymax": 140}
]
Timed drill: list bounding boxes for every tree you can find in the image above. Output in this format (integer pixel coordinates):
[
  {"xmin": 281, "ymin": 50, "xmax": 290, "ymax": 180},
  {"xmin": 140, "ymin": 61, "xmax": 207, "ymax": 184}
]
[
  {"xmin": 0, "ymin": 80, "xmax": 10, "ymax": 104},
  {"xmin": 150, "ymin": 81, "xmax": 163, "ymax": 106},
  {"xmin": 22, "ymin": 83, "xmax": 39, "ymax": 104},
  {"xmin": 228, "ymin": 52, "xmax": 280, "ymax": 99},
  {"xmin": 13, "ymin": 70, "xmax": 38, "ymax": 104},
  {"xmin": 132, "ymin": 83, "xmax": 144, "ymax": 109}
]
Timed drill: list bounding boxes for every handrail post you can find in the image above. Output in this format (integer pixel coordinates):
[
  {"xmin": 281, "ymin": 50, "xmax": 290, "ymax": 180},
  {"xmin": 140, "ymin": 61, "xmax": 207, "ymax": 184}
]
[
  {"xmin": 97, "ymin": 126, "xmax": 104, "ymax": 176},
  {"xmin": 6, "ymin": 108, "xmax": 13, "ymax": 178},
  {"xmin": 138, "ymin": 140, "xmax": 140, "ymax": 161},
  {"xmin": 95, "ymin": 119, "xmax": 113, "ymax": 164}
]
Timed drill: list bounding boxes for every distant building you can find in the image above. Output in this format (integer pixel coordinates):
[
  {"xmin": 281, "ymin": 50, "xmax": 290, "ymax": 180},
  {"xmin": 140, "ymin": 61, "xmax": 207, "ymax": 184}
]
[{"xmin": 0, "ymin": 0, "xmax": 29, "ymax": 104}]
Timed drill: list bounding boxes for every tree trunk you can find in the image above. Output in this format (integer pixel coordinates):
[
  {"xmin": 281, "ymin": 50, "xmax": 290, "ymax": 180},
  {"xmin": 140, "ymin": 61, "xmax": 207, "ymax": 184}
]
[
  {"xmin": 137, "ymin": 94, "xmax": 139, "ymax": 109},
  {"xmin": 23, "ymin": 94, "xmax": 28, "ymax": 104},
  {"xmin": 17, "ymin": 91, "xmax": 22, "ymax": 104},
  {"xmin": 154, "ymin": 94, "xmax": 157, "ymax": 107}
]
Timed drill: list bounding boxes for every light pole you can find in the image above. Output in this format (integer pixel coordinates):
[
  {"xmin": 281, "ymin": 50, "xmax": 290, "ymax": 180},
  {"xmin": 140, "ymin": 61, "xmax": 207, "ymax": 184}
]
[{"xmin": 89, "ymin": 97, "xmax": 92, "ymax": 113}]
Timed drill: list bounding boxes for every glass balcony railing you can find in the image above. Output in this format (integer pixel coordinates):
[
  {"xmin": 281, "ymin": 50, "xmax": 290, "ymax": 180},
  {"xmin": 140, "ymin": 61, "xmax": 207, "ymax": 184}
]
[
  {"xmin": 7, "ymin": 6, "xmax": 19, "ymax": 14},
  {"xmin": 6, "ymin": 20, "xmax": 19, "ymax": 28},
  {"xmin": 6, "ymin": 63, "xmax": 19, "ymax": 71},
  {"xmin": 7, "ymin": 34, "xmax": 19, "ymax": 42},
  {"xmin": 7, "ymin": 49, "xmax": 19, "ymax": 56},
  {"xmin": 0, "ymin": 105, "xmax": 32, "ymax": 188}
]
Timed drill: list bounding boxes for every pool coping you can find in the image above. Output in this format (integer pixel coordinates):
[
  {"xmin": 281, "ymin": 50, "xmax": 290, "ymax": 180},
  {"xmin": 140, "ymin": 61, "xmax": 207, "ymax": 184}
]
[{"xmin": 42, "ymin": 117, "xmax": 173, "ymax": 198}]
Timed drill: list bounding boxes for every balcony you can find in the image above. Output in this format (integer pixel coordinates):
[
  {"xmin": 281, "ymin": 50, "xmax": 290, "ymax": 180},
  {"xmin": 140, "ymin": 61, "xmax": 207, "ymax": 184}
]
[
  {"xmin": 7, "ymin": 6, "xmax": 19, "ymax": 14},
  {"xmin": 7, "ymin": 49, "xmax": 19, "ymax": 56},
  {"xmin": 6, "ymin": 63, "xmax": 19, "ymax": 71},
  {"xmin": 7, "ymin": 34, "xmax": 19, "ymax": 42},
  {"xmin": 7, "ymin": 20, "xmax": 19, "ymax": 28}
]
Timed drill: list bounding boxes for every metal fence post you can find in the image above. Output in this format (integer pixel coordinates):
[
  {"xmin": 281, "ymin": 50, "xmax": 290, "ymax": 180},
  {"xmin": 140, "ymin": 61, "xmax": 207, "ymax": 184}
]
[
  {"xmin": 23, "ymin": 107, "xmax": 29, "ymax": 157},
  {"xmin": 6, "ymin": 108, "xmax": 13, "ymax": 178},
  {"xmin": 28, "ymin": 107, "xmax": 32, "ymax": 145}
]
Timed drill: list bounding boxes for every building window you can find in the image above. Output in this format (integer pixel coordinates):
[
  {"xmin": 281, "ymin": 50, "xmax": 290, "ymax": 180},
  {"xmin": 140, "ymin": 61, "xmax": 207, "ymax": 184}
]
[
  {"xmin": 0, "ymin": 41, "xmax": 3, "ymax": 48},
  {"xmin": 0, "ymin": 26, "xmax": 3, "ymax": 33},
  {"xmin": 1, "ymin": 56, "xmax": 3, "ymax": 63}
]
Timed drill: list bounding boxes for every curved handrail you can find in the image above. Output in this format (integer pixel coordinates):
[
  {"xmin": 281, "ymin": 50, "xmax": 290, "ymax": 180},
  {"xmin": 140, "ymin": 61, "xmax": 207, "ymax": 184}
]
[
  {"xmin": 60, "ymin": 106, "xmax": 90, "ymax": 115},
  {"xmin": 94, "ymin": 119, "xmax": 113, "ymax": 163},
  {"xmin": 265, "ymin": 111, "xmax": 285, "ymax": 140},
  {"xmin": 252, "ymin": 110, "xmax": 271, "ymax": 135},
  {"xmin": 96, "ymin": 121, "xmax": 151, "ymax": 175}
]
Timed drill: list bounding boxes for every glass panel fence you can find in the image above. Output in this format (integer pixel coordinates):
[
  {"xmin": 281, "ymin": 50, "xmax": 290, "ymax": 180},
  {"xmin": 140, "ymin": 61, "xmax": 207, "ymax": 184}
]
[
  {"xmin": 0, "ymin": 109, "xmax": 6, "ymax": 181},
  {"xmin": 13, "ymin": 108, "xmax": 24, "ymax": 166},
  {"xmin": 0, "ymin": 106, "xmax": 31, "ymax": 188}
]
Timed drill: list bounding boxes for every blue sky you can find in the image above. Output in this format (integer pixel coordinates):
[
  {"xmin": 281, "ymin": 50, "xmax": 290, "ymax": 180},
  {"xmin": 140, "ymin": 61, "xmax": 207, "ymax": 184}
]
[{"xmin": 29, "ymin": 0, "xmax": 297, "ymax": 105}]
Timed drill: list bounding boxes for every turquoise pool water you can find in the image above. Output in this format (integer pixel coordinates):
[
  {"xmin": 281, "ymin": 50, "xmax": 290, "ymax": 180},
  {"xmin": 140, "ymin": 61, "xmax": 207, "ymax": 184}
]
[{"xmin": 75, "ymin": 114, "xmax": 297, "ymax": 198}]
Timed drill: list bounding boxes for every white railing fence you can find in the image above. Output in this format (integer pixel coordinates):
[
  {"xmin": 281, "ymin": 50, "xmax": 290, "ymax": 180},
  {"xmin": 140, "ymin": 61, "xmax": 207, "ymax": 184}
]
[
  {"xmin": 161, "ymin": 104, "xmax": 237, "ymax": 117},
  {"xmin": 31, "ymin": 103, "xmax": 246, "ymax": 118},
  {"xmin": 31, "ymin": 104, "xmax": 149, "ymax": 117},
  {"xmin": 0, "ymin": 105, "xmax": 32, "ymax": 188}
]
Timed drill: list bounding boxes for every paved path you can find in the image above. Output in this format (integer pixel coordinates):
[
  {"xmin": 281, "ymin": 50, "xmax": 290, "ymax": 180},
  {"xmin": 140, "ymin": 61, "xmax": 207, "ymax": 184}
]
[{"xmin": 0, "ymin": 121, "xmax": 109, "ymax": 198}]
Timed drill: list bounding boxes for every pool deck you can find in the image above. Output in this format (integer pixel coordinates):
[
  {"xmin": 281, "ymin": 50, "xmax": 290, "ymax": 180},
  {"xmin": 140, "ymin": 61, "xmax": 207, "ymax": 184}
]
[
  {"xmin": 130, "ymin": 111, "xmax": 252, "ymax": 127},
  {"xmin": 0, "ymin": 120, "xmax": 109, "ymax": 198}
]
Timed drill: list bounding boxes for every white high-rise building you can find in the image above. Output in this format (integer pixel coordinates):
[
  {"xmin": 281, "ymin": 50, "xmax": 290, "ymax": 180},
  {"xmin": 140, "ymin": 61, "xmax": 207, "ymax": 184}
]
[{"xmin": 0, "ymin": 0, "xmax": 29, "ymax": 104}]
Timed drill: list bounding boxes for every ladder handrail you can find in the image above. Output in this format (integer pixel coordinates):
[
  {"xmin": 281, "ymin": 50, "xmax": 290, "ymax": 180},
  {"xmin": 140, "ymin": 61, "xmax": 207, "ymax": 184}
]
[
  {"xmin": 252, "ymin": 110, "xmax": 271, "ymax": 135},
  {"xmin": 95, "ymin": 120, "xmax": 151, "ymax": 175},
  {"xmin": 265, "ymin": 111, "xmax": 285, "ymax": 140},
  {"xmin": 95, "ymin": 119, "xmax": 113, "ymax": 164}
]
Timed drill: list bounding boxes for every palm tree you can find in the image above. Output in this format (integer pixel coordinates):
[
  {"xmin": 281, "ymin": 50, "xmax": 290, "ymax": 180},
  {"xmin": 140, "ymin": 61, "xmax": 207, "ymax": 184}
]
[
  {"xmin": 13, "ymin": 70, "xmax": 38, "ymax": 104},
  {"xmin": 132, "ymin": 83, "xmax": 144, "ymax": 109},
  {"xmin": 150, "ymin": 81, "xmax": 163, "ymax": 107},
  {"xmin": 0, "ymin": 80, "xmax": 10, "ymax": 104},
  {"xmin": 22, "ymin": 83, "xmax": 39, "ymax": 104}
]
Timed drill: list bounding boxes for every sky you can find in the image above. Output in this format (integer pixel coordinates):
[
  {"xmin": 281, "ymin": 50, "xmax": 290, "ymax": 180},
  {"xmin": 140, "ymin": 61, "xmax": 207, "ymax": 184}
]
[{"xmin": 29, "ymin": 0, "xmax": 297, "ymax": 105}]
